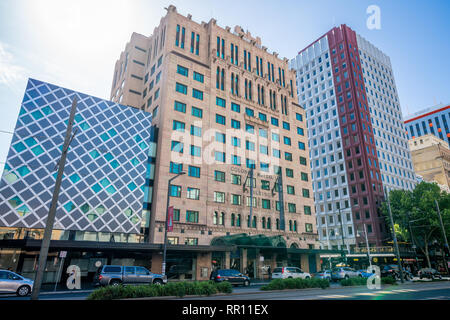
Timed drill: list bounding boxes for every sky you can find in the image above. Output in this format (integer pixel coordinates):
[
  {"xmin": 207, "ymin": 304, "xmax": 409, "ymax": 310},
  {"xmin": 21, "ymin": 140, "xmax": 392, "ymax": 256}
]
[{"xmin": 0, "ymin": 0, "xmax": 449, "ymax": 174}]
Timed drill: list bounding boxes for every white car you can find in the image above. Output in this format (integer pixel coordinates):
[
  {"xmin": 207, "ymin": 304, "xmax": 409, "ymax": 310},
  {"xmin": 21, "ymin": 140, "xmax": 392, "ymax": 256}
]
[{"xmin": 271, "ymin": 267, "xmax": 311, "ymax": 280}]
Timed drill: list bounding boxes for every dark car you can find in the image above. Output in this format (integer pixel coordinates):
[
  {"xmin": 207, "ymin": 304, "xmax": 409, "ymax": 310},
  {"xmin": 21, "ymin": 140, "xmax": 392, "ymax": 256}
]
[
  {"xmin": 381, "ymin": 264, "xmax": 413, "ymax": 281},
  {"xmin": 210, "ymin": 269, "xmax": 250, "ymax": 287},
  {"xmin": 94, "ymin": 265, "xmax": 167, "ymax": 286},
  {"xmin": 418, "ymin": 268, "xmax": 442, "ymax": 280}
]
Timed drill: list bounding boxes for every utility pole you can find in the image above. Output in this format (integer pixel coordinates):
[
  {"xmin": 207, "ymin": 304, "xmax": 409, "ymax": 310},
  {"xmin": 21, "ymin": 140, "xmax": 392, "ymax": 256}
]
[
  {"xmin": 385, "ymin": 188, "xmax": 404, "ymax": 283},
  {"xmin": 338, "ymin": 207, "xmax": 347, "ymax": 264},
  {"xmin": 406, "ymin": 212, "xmax": 419, "ymax": 271},
  {"xmin": 435, "ymin": 199, "xmax": 449, "ymax": 275},
  {"xmin": 31, "ymin": 97, "xmax": 78, "ymax": 300},
  {"xmin": 162, "ymin": 171, "xmax": 185, "ymax": 276}
]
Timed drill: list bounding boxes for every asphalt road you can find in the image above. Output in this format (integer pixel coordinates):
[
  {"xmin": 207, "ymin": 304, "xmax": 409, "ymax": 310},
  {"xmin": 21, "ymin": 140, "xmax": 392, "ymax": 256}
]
[
  {"xmin": 0, "ymin": 280, "xmax": 449, "ymax": 300},
  {"xmin": 179, "ymin": 281, "xmax": 450, "ymax": 300}
]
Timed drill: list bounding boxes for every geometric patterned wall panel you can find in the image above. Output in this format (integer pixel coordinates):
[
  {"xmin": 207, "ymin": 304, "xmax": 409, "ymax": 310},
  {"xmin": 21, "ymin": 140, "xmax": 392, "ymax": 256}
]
[{"xmin": 0, "ymin": 78, "xmax": 152, "ymax": 234}]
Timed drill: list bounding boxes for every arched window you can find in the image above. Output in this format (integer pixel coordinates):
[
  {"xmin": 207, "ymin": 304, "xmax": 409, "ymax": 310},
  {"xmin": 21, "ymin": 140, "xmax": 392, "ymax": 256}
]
[
  {"xmin": 235, "ymin": 75, "xmax": 239, "ymax": 96},
  {"xmin": 221, "ymin": 68, "xmax": 225, "ymax": 90},
  {"xmin": 231, "ymin": 73, "xmax": 235, "ymax": 95},
  {"xmin": 252, "ymin": 216, "xmax": 257, "ymax": 228},
  {"xmin": 213, "ymin": 211, "xmax": 218, "ymax": 225},
  {"xmin": 220, "ymin": 212, "xmax": 225, "ymax": 225},
  {"xmin": 294, "ymin": 221, "xmax": 297, "ymax": 232},
  {"xmin": 231, "ymin": 213, "xmax": 235, "ymax": 226},
  {"xmin": 276, "ymin": 218, "xmax": 280, "ymax": 230},
  {"xmin": 262, "ymin": 217, "xmax": 266, "ymax": 229},
  {"xmin": 289, "ymin": 220, "xmax": 293, "ymax": 231},
  {"xmin": 237, "ymin": 214, "xmax": 241, "ymax": 227},
  {"xmin": 267, "ymin": 217, "xmax": 271, "ymax": 229}
]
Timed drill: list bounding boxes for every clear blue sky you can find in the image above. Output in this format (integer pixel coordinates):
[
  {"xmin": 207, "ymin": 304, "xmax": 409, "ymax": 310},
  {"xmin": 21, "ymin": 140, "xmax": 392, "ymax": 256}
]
[{"xmin": 0, "ymin": 0, "xmax": 449, "ymax": 173}]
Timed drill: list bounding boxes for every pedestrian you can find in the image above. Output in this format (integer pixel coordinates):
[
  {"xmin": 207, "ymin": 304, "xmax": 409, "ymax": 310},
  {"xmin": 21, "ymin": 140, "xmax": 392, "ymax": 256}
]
[{"xmin": 267, "ymin": 266, "xmax": 272, "ymax": 280}]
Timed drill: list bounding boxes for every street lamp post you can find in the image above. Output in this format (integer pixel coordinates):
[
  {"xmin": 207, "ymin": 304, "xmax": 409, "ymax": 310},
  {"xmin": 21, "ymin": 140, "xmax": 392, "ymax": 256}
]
[
  {"xmin": 338, "ymin": 207, "xmax": 347, "ymax": 264},
  {"xmin": 385, "ymin": 188, "xmax": 404, "ymax": 283},
  {"xmin": 435, "ymin": 200, "xmax": 449, "ymax": 275},
  {"xmin": 162, "ymin": 171, "xmax": 185, "ymax": 276},
  {"xmin": 358, "ymin": 224, "xmax": 372, "ymax": 269}
]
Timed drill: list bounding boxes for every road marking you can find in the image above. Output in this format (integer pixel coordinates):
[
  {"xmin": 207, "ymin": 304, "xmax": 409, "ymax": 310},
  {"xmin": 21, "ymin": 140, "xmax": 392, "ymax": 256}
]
[
  {"xmin": 376, "ymin": 291, "xmax": 398, "ymax": 294},
  {"xmin": 318, "ymin": 295, "xmax": 351, "ymax": 299},
  {"xmin": 354, "ymin": 292, "xmax": 378, "ymax": 296}
]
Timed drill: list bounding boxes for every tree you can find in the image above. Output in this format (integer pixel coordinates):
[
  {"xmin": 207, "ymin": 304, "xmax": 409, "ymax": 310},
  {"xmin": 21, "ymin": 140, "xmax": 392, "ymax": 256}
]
[{"xmin": 381, "ymin": 182, "xmax": 450, "ymax": 268}]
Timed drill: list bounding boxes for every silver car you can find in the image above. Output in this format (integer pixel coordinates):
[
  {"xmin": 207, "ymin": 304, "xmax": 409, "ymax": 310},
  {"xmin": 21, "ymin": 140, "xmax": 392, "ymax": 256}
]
[
  {"xmin": 271, "ymin": 267, "xmax": 311, "ymax": 280},
  {"xmin": 94, "ymin": 265, "xmax": 167, "ymax": 286},
  {"xmin": 0, "ymin": 269, "xmax": 34, "ymax": 296},
  {"xmin": 331, "ymin": 267, "xmax": 360, "ymax": 281}
]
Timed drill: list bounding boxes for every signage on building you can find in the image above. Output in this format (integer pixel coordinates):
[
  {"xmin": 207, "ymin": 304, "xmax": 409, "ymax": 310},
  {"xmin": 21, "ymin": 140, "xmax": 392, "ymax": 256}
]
[
  {"xmin": 59, "ymin": 251, "xmax": 67, "ymax": 258},
  {"xmin": 167, "ymin": 206, "xmax": 174, "ymax": 232}
]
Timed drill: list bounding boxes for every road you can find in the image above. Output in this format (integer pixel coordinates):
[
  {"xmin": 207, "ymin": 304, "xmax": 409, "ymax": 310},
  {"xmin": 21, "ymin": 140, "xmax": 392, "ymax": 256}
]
[{"xmin": 0, "ymin": 281, "xmax": 449, "ymax": 300}]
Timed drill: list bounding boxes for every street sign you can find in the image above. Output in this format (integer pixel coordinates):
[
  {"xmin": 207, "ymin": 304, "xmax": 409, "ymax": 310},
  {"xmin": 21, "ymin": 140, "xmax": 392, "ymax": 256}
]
[{"xmin": 59, "ymin": 251, "xmax": 67, "ymax": 258}]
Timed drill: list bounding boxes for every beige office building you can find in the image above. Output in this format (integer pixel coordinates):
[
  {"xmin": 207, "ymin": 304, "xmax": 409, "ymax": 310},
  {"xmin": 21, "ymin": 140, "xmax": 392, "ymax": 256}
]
[
  {"xmin": 109, "ymin": 5, "xmax": 325, "ymax": 277},
  {"xmin": 409, "ymin": 134, "xmax": 450, "ymax": 191}
]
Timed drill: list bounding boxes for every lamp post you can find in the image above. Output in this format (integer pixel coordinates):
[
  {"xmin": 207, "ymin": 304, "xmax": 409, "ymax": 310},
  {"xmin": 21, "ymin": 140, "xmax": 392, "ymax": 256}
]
[
  {"xmin": 358, "ymin": 224, "xmax": 372, "ymax": 268},
  {"xmin": 162, "ymin": 171, "xmax": 185, "ymax": 276},
  {"xmin": 385, "ymin": 187, "xmax": 404, "ymax": 283}
]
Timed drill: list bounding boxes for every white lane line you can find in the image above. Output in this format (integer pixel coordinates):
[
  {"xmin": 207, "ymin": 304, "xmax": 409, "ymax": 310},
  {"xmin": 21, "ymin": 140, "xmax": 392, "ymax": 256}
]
[
  {"xmin": 354, "ymin": 292, "xmax": 378, "ymax": 296},
  {"xmin": 318, "ymin": 295, "xmax": 351, "ymax": 299}
]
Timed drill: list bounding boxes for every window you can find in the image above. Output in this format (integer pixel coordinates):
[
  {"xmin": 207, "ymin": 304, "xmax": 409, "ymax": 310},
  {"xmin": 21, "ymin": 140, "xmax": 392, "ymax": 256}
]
[
  {"xmin": 305, "ymin": 223, "xmax": 313, "ymax": 233},
  {"xmin": 261, "ymin": 180, "xmax": 270, "ymax": 190},
  {"xmin": 175, "ymin": 82, "xmax": 187, "ymax": 94},
  {"xmin": 231, "ymin": 119, "xmax": 240, "ymax": 129},
  {"xmin": 283, "ymin": 121, "xmax": 290, "ymax": 130},
  {"xmin": 173, "ymin": 120, "xmax": 185, "ymax": 132},
  {"xmin": 214, "ymin": 170, "xmax": 225, "ymax": 182},
  {"xmin": 302, "ymin": 188, "xmax": 310, "ymax": 198},
  {"xmin": 287, "ymin": 185, "xmax": 295, "ymax": 195},
  {"xmin": 190, "ymin": 145, "xmax": 202, "ymax": 157},
  {"xmin": 216, "ymin": 97, "xmax": 226, "ymax": 108},
  {"xmin": 231, "ymin": 174, "xmax": 241, "ymax": 185},
  {"xmin": 174, "ymin": 101, "xmax": 186, "ymax": 113},
  {"xmin": 231, "ymin": 102, "xmax": 240, "ymax": 113},
  {"xmin": 288, "ymin": 203, "xmax": 296, "ymax": 213},
  {"xmin": 193, "ymin": 71, "xmax": 204, "ymax": 83},
  {"xmin": 192, "ymin": 106, "xmax": 203, "ymax": 118},
  {"xmin": 190, "ymin": 125, "xmax": 202, "ymax": 137},
  {"xmin": 300, "ymin": 156, "xmax": 307, "ymax": 165},
  {"xmin": 170, "ymin": 162, "xmax": 183, "ymax": 174},
  {"xmin": 187, "ymin": 187, "xmax": 200, "ymax": 200},
  {"xmin": 177, "ymin": 65, "xmax": 188, "ymax": 76},
  {"xmin": 170, "ymin": 185, "xmax": 181, "ymax": 197},
  {"xmin": 271, "ymin": 117, "xmax": 279, "ymax": 126},
  {"xmin": 216, "ymin": 114, "xmax": 226, "ymax": 125},
  {"xmin": 188, "ymin": 166, "xmax": 200, "ymax": 178},
  {"xmin": 186, "ymin": 211, "xmax": 199, "ymax": 223},
  {"xmin": 298, "ymin": 142, "xmax": 306, "ymax": 150},
  {"xmin": 231, "ymin": 136, "xmax": 241, "ymax": 147},
  {"xmin": 304, "ymin": 206, "xmax": 312, "ymax": 215},
  {"xmin": 301, "ymin": 172, "xmax": 308, "ymax": 181},
  {"xmin": 214, "ymin": 191, "xmax": 225, "ymax": 203},
  {"xmin": 232, "ymin": 194, "xmax": 241, "ymax": 205},
  {"xmin": 193, "ymin": 88, "xmax": 203, "ymax": 100},
  {"xmin": 171, "ymin": 141, "xmax": 183, "ymax": 153},
  {"xmin": 215, "ymin": 151, "xmax": 226, "ymax": 163},
  {"xmin": 286, "ymin": 168, "xmax": 294, "ymax": 178}
]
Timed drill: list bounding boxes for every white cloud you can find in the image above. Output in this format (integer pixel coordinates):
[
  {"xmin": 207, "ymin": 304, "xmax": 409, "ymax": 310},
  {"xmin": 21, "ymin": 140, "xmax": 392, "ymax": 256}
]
[{"xmin": 0, "ymin": 42, "xmax": 27, "ymax": 87}]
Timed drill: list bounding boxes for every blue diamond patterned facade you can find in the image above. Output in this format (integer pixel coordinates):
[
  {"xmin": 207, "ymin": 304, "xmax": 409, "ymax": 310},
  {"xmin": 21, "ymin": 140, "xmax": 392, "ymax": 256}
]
[{"xmin": 0, "ymin": 79, "xmax": 152, "ymax": 235}]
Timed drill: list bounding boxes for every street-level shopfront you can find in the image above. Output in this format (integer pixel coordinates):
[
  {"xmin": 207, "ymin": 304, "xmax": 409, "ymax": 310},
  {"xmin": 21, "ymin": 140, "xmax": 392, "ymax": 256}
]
[
  {"xmin": 0, "ymin": 239, "xmax": 234, "ymax": 286},
  {"xmin": 0, "ymin": 234, "xmax": 340, "ymax": 286}
]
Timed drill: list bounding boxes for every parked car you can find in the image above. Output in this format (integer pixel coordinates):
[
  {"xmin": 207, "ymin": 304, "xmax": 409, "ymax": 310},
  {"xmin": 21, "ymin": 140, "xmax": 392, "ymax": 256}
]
[
  {"xmin": 331, "ymin": 267, "xmax": 360, "ymax": 281},
  {"xmin": 357, "ymin": 269, "xmax": 375, "ymax": 278},
  {"xmin": 418, "ymin": 268, "xmax": 442, "ymax": 280},
  {"xmin": 312, "ymin": 270, "xmax": 332, "ymax": 280},
  {"xmin": 94, "ymin": 265, "xmax": 167, "ymax": 287},
  {"xmin": 0, "ymin": 269, "xmax": 34, "ymax": 296},
  {"xmin": 271, "ymin": 267, "xmax": 311, "ymax": 280},
  {"xmin": 381, "ymin": 265, "xmax": 413, "ymax": 280},
  {"xmin": 210, "ymin": 269, "xmax": 250, "ymax": 286}
]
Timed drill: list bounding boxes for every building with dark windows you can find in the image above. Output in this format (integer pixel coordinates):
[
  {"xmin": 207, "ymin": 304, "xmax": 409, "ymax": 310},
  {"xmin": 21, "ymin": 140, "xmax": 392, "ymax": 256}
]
[{"xmin": 290, "ymin": 25, "xmax": 416, "ymax": 253}]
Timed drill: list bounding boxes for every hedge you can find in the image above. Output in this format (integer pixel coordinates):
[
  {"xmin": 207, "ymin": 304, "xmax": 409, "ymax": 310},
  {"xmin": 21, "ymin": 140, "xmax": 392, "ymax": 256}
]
[
  {"xmin": 339, "ymin": 276, "xmax": 398, "ymax": 286},
  {"xmin": 87, "ymin": 280, "xmax": 233, "ymax": 300},
  {"xmin": 260, "ymin": 278, "xmax": 330, "ymax": 291}
]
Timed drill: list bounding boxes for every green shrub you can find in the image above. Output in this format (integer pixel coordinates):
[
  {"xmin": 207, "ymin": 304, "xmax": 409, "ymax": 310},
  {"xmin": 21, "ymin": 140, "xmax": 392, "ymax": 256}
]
[
  {"xmin": 381, "ymin": 276, "xmax": 397, "ymax": 285},
  {"xmin": 215, "ymin": 281, "xmax": 233, "ymax": 294},
  {"xmin": 339, "ymin": 277, "xmax": 368, "ymax": 286},
  {"xmin": 260, "ymin": 277, "xmax": 330, "ymax": 291},
  {"xmin": 87, "ymin": 280, "xmax": 234, "ymax": 300}
]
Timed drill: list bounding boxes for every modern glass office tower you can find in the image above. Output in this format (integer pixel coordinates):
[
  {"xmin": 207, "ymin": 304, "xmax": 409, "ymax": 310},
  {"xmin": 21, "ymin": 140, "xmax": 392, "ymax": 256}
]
[
  {"xmin": 0, "ymin": 78, "xmax": 154, "ymax": 241},
  {"xmin": 290, "ymin": 25, "xmax": 416, "ymax": 250}
]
